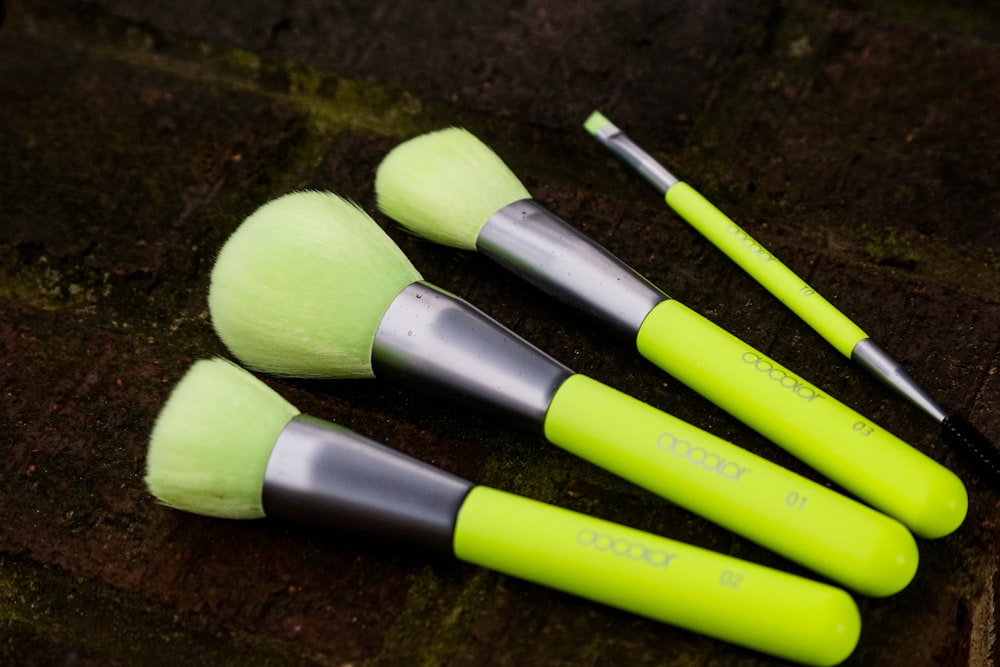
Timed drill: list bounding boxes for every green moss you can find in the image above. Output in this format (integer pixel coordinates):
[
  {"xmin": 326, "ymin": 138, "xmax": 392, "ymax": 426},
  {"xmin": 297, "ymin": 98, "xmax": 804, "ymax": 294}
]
[
  {"xmin": 286, "ymin": 61, "xmax": 324, "ymax": 96},
  {"xmin": 863, "ymin": 226, "xmax": 918, "ymax": 269},
  {"xmin": 373, "ymin": 565, "xmax": 499, "ymax": 666},
  {"xmin": 0, "ymin": 553, "xmax": 314, "ymax": 666},
  {"xmin": 221, "ymin": 48, "xmax": 261, "ymax": 75},
  {"xmin": 0, "ymin": 246, "xmax": 112, "ymax": 313}
]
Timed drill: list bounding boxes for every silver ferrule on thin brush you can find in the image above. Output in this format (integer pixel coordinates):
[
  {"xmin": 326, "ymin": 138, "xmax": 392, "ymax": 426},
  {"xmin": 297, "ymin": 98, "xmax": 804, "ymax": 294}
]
[
  {"xmin": 591, "ymin": 121, "xmax": 678, "ymax": 194},
  {"xmin": 851, "ymin": 338, "xmax": 948, "ymax": 423},
  {"xmin": 262, "ymin": 414, "xmax": 474, "ymax": 554},
  {"xmin": 372, "ymin": 281, "xmax": 574, "ymax": 433},
  {"xmin": 478, "ymin": 200, "xmax": 669, "ymax": 340}
]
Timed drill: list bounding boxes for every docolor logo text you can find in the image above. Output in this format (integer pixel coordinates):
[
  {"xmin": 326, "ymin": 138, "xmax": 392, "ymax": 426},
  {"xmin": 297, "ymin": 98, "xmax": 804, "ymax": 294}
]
[
  {"xmin": 726, "ymin": 223, "xmax": 774, "ymax": 263},
  {"xmin": 656, "ymin": 433, "xmax": 749, "ymax": 481},
  {"xmin": 577, "ymin": 529, "xmax": 677, "ymax": 569},
  {"xmin": 741, "ymin": 352, "xmax": 823, "ymax": 403}
]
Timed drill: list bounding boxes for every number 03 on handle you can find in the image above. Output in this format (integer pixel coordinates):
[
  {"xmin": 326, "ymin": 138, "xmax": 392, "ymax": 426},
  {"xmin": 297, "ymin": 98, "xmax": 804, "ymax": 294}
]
[
  {"xmin": 544, "ymin": 375, "xmax": 918, "ymax": 598},
  {"xmin": 637, "ymin": 300, "xmax": 967, "ymax": 540}
]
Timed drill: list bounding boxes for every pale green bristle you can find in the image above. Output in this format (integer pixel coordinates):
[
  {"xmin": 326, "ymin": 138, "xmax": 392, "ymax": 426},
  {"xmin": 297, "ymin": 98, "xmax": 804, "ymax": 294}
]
[
  {"xmin": 209, "ymin": 191, "xmax": 423, "ymax": 378},
  {"xmin": 583, "ymin": 110, "xmax": 613, "ymax": 135},
  {"xmin": 145, "ymin": 358, "xmax": 300, "ymax": 519},
  {"xmin": 375, "ymin": 127, "xmax": 532, "ymax": 250}
]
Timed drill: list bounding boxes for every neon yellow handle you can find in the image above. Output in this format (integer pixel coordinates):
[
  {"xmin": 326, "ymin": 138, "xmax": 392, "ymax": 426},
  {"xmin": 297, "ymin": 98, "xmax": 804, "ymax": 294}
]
[
  {"xmin": 543, "ymin": 374, "xmax": 917, "ymax": 597},
  {"xmin": 454, "ymin": 486, "xmax": 860, "ymax": 666},
  {"xmin": 665, "ymin": 182, "xmax": 866, "ymax": 357},
  {"xmin": 636, "ymin": 299, "xmax": 967, "ymax": 539}
]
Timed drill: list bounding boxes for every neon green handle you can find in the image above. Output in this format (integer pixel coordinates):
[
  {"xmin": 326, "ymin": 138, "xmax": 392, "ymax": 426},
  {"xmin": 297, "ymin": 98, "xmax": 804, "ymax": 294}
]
[
  {"xmin": 543, "ymin": 374, "xmax": 918, "ymax": 597},
  {"xmin": 665, "ymin": 182, "xmax": 866, "ymax": 357},
  {"xmin": 454, "ymin": 486, "xmax": 860, "ymax": 666},
  {"xmin": 636, "ymin": 299, "xmax": 967, "ymax": 539}
]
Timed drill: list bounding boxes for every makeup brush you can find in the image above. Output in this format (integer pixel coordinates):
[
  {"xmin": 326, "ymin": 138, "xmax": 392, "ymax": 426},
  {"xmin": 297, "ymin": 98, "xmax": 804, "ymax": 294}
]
[
  {"xmin": 208, "ymin": 190, "xmax": 918, "ymax": 598},
  {"xmin": 374, "ymin": 128, "xmax": 967, "ymax": 540},
  {"xmin": 146, "ymin": 358, "xmax": 861, "ymax": 666},
  {"xmin": 584, "ymin": 111, "xmax": 1000, "ymax": 486}
]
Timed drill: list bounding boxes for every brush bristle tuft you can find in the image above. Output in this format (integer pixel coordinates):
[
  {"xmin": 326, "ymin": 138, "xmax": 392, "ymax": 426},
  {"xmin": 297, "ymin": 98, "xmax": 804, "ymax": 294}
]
[
  {"xmin": 145, "ymin": 358, "xmax": 300, "ymax": 519},
  {"xmin": 940, "ymin": 414, "xmax": 1000, "ymax": 485},
  {"xmin": 583, "ymin": 111, "xmax": 613, "ymax": 135},
  {"xmin": 209, "ymin": 191, "xmax": 422, "ymax": 378},
  {"xmin": 375, "ymin": 128, "xmax": 531, "ymax": 250}
]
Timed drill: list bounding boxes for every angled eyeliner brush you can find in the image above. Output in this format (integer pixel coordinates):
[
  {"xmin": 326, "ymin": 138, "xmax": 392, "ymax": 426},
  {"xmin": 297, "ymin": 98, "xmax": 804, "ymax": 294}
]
[
  {"xmin": 374, "ymin": 128, "xmax": 966, "ymax": 539},
  {"xmin": 208, "ymin": 191, "xmax": 918, "ymax": 598},
  {"xmin": 146, "ymin": 358, "xmax": 861, "ymax": 666},
  {"xmin": 584, "ymin": 111, "xmax": 1000, "ymax": 486}
]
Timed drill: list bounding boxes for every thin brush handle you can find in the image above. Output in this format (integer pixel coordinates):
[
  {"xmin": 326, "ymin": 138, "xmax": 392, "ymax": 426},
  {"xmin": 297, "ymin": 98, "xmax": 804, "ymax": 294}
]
[
  {"xmin": 665, "ymin": 183, "xmax": 867, "ymax": 357},
  {"xmin": 542, "ymin": 374, "xmax": 918, "ymax": 597},
  {"xmin": 667, "ymin": 185, "xmax": 972, "ymax": 427},
  {"xmin": 454, "ymin": 486, "xmax": 860, "ymax": 667},
  {"xmin": 637, "ymin": 299, "xmax": 967, "ymax": 539},
  {"xmin": 588, "ymin": 114, "xmax": 960, "ymax": 424}
]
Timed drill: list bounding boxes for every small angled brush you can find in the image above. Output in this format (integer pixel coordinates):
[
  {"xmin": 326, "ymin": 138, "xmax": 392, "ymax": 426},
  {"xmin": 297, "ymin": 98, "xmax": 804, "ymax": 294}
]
[
  {"xmin": 146, "ymin": 358, "xmax": 861, "ymax": 666},
  {"xmin": 584, "ymin": 111, "xmax": 1000, "ymax": 487},
  {"xmin": 207, "ymin": 191, "xmax": 918, "ymax": 598},
  {"xmin": 374, "ymin": 128, "xmax": 967, "ymax": 539}
]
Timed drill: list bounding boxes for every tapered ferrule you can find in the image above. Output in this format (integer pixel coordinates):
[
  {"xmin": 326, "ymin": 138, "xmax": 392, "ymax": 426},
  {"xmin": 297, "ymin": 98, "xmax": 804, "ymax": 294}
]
[
  {"xmin": 588, "ymin": 119, "xmax": 678, "ymax": 194},
  {"xmin": 851, "ymin": 338, "xmax": 948, "ymax": 423},
  {"xmin": 262, "ymin": 415, "xmax": 474, "ymax": 554},
  {"xmin": 372, "ymin": 281, "xmax": 574, "ymax": 433},
  {"xmin": 478, "ymin": 200, "xmax": 667, "ymax": 339}
]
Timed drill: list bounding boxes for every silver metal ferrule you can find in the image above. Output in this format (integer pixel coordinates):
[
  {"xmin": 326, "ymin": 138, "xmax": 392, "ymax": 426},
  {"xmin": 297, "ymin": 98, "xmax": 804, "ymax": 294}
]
[
  {"xmin": 591, "ymin": 121, "xmax": 678, "ymax": 194},
  {"xmin": 851, "ymin": 338, "xmax": 948, "ymax": 423},
  {"xmin": 262, "ymin": 415, "xmax": 474, "ymax": 554},
  {"xmin": 372, "ymin": 282, "xmax": 574, "ymax": 433},
  {"xmin": 478, "ymin": 200, "xmax": 669, "ymax": 340}
]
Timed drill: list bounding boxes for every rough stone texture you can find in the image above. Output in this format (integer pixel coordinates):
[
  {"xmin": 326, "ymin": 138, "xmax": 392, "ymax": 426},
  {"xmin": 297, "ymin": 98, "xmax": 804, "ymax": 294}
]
[{"xmin": 1, "ymin": 1, "xmax": 998, "ymax": 665}]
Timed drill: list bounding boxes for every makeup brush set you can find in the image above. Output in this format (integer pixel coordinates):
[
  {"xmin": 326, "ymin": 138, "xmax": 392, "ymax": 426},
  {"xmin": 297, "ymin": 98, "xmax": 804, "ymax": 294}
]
[{"xmin": 145, "ymin": 116, "xmax": 997, "ymax": 666}]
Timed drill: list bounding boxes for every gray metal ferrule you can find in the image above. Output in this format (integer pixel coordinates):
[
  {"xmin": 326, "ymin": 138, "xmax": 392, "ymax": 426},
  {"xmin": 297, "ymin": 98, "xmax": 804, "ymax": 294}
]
[
  {"xmin": 372, "ymin": 281, "xmax": 574, "ymax": 434},
  {"xmin": 478, "ymin": 200, "xmax": 669, "ymax": 339},
  {"xmin": 591, "ymin": 123, "xmax": 678, "ymax": 194},
  {"xmin": 851, "ymin": 338, "xmax": 947, "ymax": 422},
  {"xmin": 262, "ymin": 414, "xmax": 474, "ymax": 554}
]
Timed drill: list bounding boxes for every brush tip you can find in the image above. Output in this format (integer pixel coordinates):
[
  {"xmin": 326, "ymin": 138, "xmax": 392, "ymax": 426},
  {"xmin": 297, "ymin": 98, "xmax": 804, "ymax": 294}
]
[
  {"xmin": 209, "ymin": 191, "xmax": 422, "ymax": 378},
  {"xmin": 375, "ymin": 127, "xmax": 531, "ymax": 250},
  {"xmin": 145, "ymin": 358, "xmax": 300, "ymax": 519},
  {"xmin": 583, "ymin": 110, "xmax": 614, "ymax": 135},
  {"xmin": 940, "ymin": 414, "xmax": 1000, "ymax": 486}
]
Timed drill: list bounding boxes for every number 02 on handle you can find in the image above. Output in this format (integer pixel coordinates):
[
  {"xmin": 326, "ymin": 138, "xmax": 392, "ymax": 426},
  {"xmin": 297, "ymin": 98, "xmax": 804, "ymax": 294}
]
[{"xmin": 455, "ymin": 486, "xmax": 861, "ymax": 666}]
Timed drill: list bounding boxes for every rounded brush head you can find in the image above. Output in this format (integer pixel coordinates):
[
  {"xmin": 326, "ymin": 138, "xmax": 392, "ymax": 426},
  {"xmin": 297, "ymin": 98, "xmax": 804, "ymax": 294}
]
[
  {"xmin": 145, "ymin": 358, "xmax": 300, "ymax": 519},
  {"xmin": 209, "ymin": 191, "xmax": 423, "ymax": 378},
  {"xmin": 375, "ymin": 127, "xmax": 532, "ymax": 250}
]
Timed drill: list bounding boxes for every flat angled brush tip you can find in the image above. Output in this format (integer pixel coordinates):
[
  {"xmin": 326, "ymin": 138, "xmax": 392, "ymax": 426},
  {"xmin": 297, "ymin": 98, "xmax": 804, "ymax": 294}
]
[
  {"xmin": 584, "ymin": 111, "xmax": 614, "ymax": 135},
  {"xmin": 940, "ymin": 415, "xmax": 1000, "ymax": 486}
]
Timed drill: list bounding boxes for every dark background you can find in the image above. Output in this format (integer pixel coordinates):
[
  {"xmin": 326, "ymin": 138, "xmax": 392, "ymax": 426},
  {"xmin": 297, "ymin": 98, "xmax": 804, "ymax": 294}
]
[{"xmin": 1, "ymin": 1, "xmax": 998, "ymax": 665}]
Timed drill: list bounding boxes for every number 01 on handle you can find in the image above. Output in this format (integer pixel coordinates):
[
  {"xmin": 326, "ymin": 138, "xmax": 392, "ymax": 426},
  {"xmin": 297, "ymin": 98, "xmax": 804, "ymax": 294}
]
[{"xmin": 543, "ymin": 374, "xmax": 918, "ymax": 598}]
